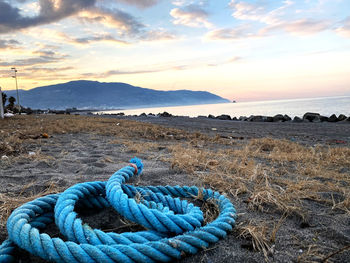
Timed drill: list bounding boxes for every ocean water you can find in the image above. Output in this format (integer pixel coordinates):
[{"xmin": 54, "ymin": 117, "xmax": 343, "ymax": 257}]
[{"xmin": 100, "ymin": 96, "xmax": 350, "ymax": 118}]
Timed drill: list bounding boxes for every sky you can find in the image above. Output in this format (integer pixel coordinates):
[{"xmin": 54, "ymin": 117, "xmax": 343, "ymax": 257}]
[{"xmin": 0, "ymin": 0, "xmax": 349, "ymax": 102}]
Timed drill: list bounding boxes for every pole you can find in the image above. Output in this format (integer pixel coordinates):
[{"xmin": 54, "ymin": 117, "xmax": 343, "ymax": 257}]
[
  {"xmin": 0, "ymin": 86, "xmax": 4, "ymax": 119},
  {"xmin": 11, "ymin": 67, "xmax": 21, "ymax": 113}
]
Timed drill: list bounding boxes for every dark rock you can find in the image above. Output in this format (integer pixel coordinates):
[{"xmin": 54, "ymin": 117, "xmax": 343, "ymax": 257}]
[
  {"xmin": 239, "ymin": 116, "xmax": 248, "ymax": 121},
  {"xmin": 216, "ymin": 114, "xmax": 231, "ymax": 120},
  {"xmin": 197, "ymin": 115, "xmax": 207, "ymax": 119},
  {"xmin": 231, "ymin": 117, "xmax": 238, "ymax": 121},
  {"xmin": 248, "ymin": 115, "xmax": 265, "ymax": 122},
  {"xmin": 313, "ymin": 117, "xmax": 321, "ymax": 122},
  {"xmin": 208, "ymin": 114, "xmax": 215, "ymax": 119},
  {"xmin": 147, "ymin": 113, "xmax": 155, "ymax": 116},
  {"xmin": 293, "ymin": 116, "xmax": 303, "ymax": 122},
  {"xmin": 273, "ymin": 114, "xmax": 285, "ymax": 122},
  {"xmin": 338, "ymin": 114, "xmax": 347, "ymax": 121},
  {"xmin": 328, "ymin": 114, "xmax": 338, "ymax": 122},
  {"xmin": 303, "ymin": 112, "xmax": 320, "ymax": 122},
  {"xmin": 345, "ymin": 117, "xmax": 350, "ymax": 122},
  {"xmin": 140, "ymin": 113, "xmax": 147, "ymax": 117},
  {"xmin": 284, "ymin": 114, "xmax": 292, "ymax": 121},
  {"xmin": 320, "ymin": 115, "xmax": 328, "ymax": 122},
  {"xmin": 300, "ymin": 221, "xmax": 311, "ymax": 228},
  {"xmin": 266, "ymin": 116, "xmax": 274, "ymax": 122},
  {"xmin": 158, "ymin": 112, "xmax": 172, "ymax": 117}
]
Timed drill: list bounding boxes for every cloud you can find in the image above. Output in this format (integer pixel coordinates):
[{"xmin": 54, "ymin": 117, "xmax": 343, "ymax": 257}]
[
  {"xmin": 172, "ymin": 0, "xmax": 187, "ymax": 6},
  {"xmin": 261, "ymin": 19, "xmax": 331, "ymax": 36},
  {"xmin": 29, "ymin": 66, "xmax": 74, "ymax": 73},
  {"xmin": 103, "ymin": 69, "xmax": 161, "ymax": 76},
  {"xmin": 0, "ymin": 49, "xmax": 67, "ymax": 66},
  {"xmin": 229, "ymin": 0, "xmax": 267, "ymax": 21},
  {"xmin": 336, "ymin": 17, "xmax": 350, "ymax": 38},
  {"xmin": 205, "ymin": 24, "xmax": 258, "ymax": 40},
  {"xmin": 78, "ymin": 8, "xmax": 144, "ymax": 36},
  {"xmin": 0, "ymin": 0, "xmax": 174, "ymax": 44},
  {"xmin": 62, "ymin": 33, "xmax": 130, "ymax": 45},
  {"xmin": 116, "ymin": 0, "xmax": 160, "ymax": 8},
  {"xmin": 229, "ymin": 0, "xmax": 294, "ymax": 24},
  {"xmin": 208, "ymin": 56, "xmax": 242, "ymax": 66},
  {"xmin": 207, "ymin": 57, "xmax": 243, "ymax": 67},
  {"xmin": 170, "ymin": 5, "xmax": 212, "ymax": 28},
  {"xmin": 172, "ymin": 0, "xmax": 207, "ymax": 7},
  {"xmin": 0, "ymin": 0, "xmax": 162, "ymax": 35},
  {"xmin": 0, "ymin": 65, "xmax": 75, "ymax": 80},
  {"xmin": 0, "ymin": 39, "xmax": 20, "ymax": 49},
  {"xmin": 78, "ymin": 9, "xmax": 177, "ymax": 42},
  {"xmin": 207, "ymin": 1, "xmax": 331, "ymax": 40},
  {"xmin": 139, "ymin": 29, "xmax": 176, "ymax": 41},
  {"xmin": 32, "ymin": 50, "xmax": 56, "ymax": 56},
  {"xmin": 0, "ymin": 0, "xmax": 96, "ymax": 34}
]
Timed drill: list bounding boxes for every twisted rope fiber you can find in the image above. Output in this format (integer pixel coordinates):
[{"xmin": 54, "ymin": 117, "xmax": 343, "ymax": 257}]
[{"xmin": 0, "ymin": 158, "xmax": 237, "ymax": 262}]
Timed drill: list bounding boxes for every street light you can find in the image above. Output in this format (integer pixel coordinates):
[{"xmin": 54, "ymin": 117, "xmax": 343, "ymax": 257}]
[
  {"xmin": 0, "ymin": 86, "xmax": 4, "ymax": 119},
  {"xmin": 11, "ymin": 67, "xmax": 21, "ymax": 113}
]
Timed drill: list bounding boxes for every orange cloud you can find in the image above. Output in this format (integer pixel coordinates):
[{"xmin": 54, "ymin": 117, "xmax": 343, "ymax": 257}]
[{"xmin": 170, "ymin": 5, "xmax": 212, "ymax": 28}]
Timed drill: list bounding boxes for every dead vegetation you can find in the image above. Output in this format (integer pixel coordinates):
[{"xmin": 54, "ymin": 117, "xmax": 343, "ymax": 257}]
[
  {"xmin": 0, "ymin": 181, "xmax": 61, "ymax": 228},
  {"xmin": 170, "ymin": 138, "xmax": 350, "ymax": 260},
  {"xmin": 170, "ymin": 138, "xmax": 350, "ymax": 215},
  {"xmin": 0, "ymin": 115, "xmax": 207, "ymax": 158}
]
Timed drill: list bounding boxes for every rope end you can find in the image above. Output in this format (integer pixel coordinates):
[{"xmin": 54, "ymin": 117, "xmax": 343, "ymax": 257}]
[{"xmin": 129, "ymin": 157, "xmax": 143, "ymax": 175}]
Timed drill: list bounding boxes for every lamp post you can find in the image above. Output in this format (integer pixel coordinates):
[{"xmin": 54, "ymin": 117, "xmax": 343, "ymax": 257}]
[
  {"xmin": 11, "ymin": 67, "xmax": 21, "ymax": 113},
  {"xmin": 0, "ymin": 86, "xmax": 4, "ymax": 119}
]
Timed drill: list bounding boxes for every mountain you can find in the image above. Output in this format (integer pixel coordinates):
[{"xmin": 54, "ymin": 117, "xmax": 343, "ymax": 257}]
[{"xmin": 3, "ymin": 80, "xmax": 230, "ymax": 110}]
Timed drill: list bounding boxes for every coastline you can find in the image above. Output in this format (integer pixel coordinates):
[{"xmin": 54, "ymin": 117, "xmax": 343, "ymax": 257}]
[
  {"xmin": 108, "ymin": 114, "xmax": 350, "ymax": 146},
  {"xmin": 97, "ymin": 95, "xmax": 350, "ymax": 118}
]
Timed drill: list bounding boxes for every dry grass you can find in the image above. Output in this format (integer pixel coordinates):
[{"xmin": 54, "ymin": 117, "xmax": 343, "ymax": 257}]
[
  {"xmin": 236, "ymin": 220, "xmax": 271, "ymax": 259},
  {"xmin": 170, "ymin": 139, "xmax": 350, "ymax": 215},
  {"xmin": 169, "ymin": 138, "xmax": 350, "ymax": 257},
  {"xmin": 0, "ymin": 115, "xmax": 196, "ymax": 158},
  {"xmin": 0, "ymin": 181, "xmax": 61, "ymax": 228},
  {"xmin": 192, "ymin": 189, "xmax": 220, "ymax": 224},
  {"xmin": 0, "ymin": 115, "xmax": 213, "ymax": 157}
]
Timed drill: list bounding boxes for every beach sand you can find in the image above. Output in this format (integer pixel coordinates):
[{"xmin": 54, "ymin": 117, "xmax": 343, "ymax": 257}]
[{"xmin": 0, "ymin": 115, "xmax": 349, "ymax": 262}]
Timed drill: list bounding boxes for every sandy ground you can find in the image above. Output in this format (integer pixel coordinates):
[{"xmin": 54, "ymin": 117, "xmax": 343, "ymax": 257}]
[
  {"xmin": 0, "ymin": 116, "xmax": 349, "ymax": 262},
  {"xmin": 113, "ymin": 115, "xmax": 350, "ymax": 146}
]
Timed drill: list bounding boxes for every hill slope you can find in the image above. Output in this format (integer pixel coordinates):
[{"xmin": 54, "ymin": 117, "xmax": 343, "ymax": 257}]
[{"xmin": 4, "ymin": 80, "xmax": 229, "ymax": 110}]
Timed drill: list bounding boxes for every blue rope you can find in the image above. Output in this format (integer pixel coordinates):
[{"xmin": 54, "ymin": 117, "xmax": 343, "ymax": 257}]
[{"xmin": 0, "ymin": 158, "xmax": 236, "ymax": 262}]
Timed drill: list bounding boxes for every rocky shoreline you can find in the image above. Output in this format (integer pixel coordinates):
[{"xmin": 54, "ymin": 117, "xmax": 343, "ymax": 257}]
[{"xmin": 103, "ymin": 111, "xmax": 350, "ymax": 123}]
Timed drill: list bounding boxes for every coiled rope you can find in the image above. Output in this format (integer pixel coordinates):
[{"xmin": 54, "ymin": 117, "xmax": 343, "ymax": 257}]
[{"xmin": 0, "ymin": 158, "xmax": 236, "ymax": 262}]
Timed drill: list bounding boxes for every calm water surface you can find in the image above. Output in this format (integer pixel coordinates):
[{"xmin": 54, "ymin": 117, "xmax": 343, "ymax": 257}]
[{"xmin": 100, "ymin": 96, "xmax": 350, "ymax": 118}]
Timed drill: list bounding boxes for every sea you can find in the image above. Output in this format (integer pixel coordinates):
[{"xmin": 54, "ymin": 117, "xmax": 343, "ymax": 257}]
[{"xmin": 99, "ymin": 96, "xmax": 350, "ymax": 118}]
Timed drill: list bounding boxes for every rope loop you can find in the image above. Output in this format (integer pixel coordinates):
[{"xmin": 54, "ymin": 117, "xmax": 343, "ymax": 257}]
[{"xmin": 0, "ymin": 158, "xmax": 236, "ymax": 262}]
